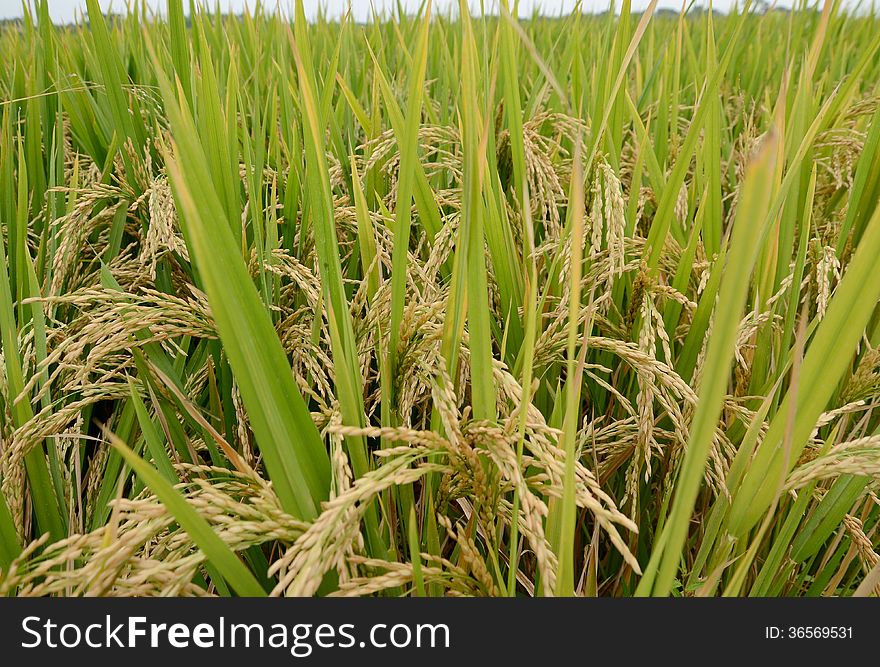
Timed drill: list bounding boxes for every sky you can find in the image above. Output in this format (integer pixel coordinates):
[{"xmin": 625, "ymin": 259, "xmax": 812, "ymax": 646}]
[{"xmin": 0, "ymin": 0, "xmax": 811, "ymax": 23}]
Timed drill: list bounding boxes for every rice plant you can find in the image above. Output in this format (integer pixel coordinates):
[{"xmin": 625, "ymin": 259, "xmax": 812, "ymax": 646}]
[{"xmin": 1, "ymin": 0, "xmax": 879, "ymax": 597}]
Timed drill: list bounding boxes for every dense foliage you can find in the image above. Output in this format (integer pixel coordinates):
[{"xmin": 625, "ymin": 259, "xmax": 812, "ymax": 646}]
[{"xmin": 1, "ymin": 0, "xmax": 879, "ymax": 596}]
